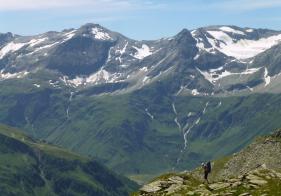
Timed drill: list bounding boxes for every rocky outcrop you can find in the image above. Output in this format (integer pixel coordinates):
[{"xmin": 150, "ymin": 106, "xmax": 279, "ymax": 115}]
[
  {"xmin": 138, "ymin": 167, "xmax": 281, "ymax": 195},
  {"xmin": 140, "ymin": 176, "xmax": 185, "ymax": 195}
]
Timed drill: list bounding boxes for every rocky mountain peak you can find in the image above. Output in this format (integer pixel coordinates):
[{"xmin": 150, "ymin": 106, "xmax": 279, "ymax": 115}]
[
  {"xmin": 0, "ymin": 32, "xmax": 15, "ymax": 46},
  {"xmin": 174, "ymin": 28, "xmax": 194, "ymax": 42}
]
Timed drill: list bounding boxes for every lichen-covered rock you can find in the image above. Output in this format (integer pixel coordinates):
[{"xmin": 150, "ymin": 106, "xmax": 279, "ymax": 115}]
[
  {"xmin": 168, "ymin": 176, "xmax": 184, "ymax": 184},
  {"xmin": 249, "ymin": 179, "xmax": 268, "ymax": 186},
  {"xmin": 140, "ymin": 181, "xmax": 164, "ymax": 193},
  {"xmin": 209, "ymin": 182, "xmax": 231, "ymax": 190},
  {"xmin": 238, "ymin": 193, "xmax": 251, "ymax": 196}
]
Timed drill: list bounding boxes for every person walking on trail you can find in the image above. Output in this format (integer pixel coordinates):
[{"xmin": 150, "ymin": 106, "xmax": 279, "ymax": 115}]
[{"xmin": 202, "ymin": 161, "xmax": 211, "ymax": 184}]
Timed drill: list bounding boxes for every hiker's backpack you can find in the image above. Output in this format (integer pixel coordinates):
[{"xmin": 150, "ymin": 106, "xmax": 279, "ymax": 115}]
[{"xmin": 206, "ymin": 161, "xmax": 211, "ymax": 173}]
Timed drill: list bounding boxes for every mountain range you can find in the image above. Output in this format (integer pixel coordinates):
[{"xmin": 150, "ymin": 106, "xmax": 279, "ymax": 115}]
[{"xmin": 1, "ymin": 23, "xmax": 281, "ymax": 182}]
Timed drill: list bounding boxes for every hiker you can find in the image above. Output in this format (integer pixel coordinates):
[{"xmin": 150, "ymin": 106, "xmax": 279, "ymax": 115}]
[{"xmin": 201, "ymin": 161, "xmax": 211, "ymax": 184}]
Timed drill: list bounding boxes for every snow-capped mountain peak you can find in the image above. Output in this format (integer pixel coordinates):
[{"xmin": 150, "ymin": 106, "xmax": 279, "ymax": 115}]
[{"xmin": 91, "ymin": 27, "xmax": 112, "ymax": 40}]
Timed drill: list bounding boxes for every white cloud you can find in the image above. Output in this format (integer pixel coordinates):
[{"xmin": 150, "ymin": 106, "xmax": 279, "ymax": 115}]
[
  {"xmin": 0, "ymin": 0, "xmax": 165, "ymax": 11},
  {"xmin": 213, "ymin": 0, "xmax": 281, "ymax": 11},
  {"xmin": 4, "ymin": 0, "xmax": 278, "ymax": 12},
  {"xmin": 154, "ymin": 0, "xmax": 281, "ymax": 12}
]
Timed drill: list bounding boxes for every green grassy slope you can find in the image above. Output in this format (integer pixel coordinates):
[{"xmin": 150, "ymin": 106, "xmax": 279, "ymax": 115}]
[
  {"xmin": 2, "ymin": 79, "xmax": 281, "ymax": 183},
  {"xmin": 0, "ymin": 124, "xmax": 138, "ymax": 196}
]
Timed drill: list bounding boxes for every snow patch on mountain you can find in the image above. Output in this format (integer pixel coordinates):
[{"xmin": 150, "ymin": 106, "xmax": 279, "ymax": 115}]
[
  {"xmin": 0, "ymin": 42, "xmax": 26, "ymax": 59},
  {"xmin": 116, "ymin": 42, "xmax": 128, "ymax": 63},
  {"xmin": 92, "ymin": 27, "xmax": 111, "ymax": 40},
  {"xmin": 63, "ymin": 30, "xmax": 77, "ymax": 41},
  {"xmin": 264, "ymin": 67, "xmax": 271, "ymax": 86},
  {"xmin": 0, "ymin": 70, "xmax": 29, "ymax": 80},
  {"xmin": 140, "ymin": 67, "xmax": 148, "ymax": 72},
  {"xmin": 193, "ymin": 54, "xmax": 200, "ymax": 60},
  {"xmin": 191, "ymin": 31, "xmax": 215, "ymax": 55},
  {"xmin": 142, "ymin": 76, "xmax": 150, "ymax": 84},
  {"xmin": 206, "ymin": 31, "xmax": 281, "ymax": 59},
  {"xmin": 120, "ymin": 64, "xmax": 129, "ymax": 68},
  {"xmin": 219, "ymin": 26, "xmax": 245, "ymax": 35},
  {"xmin": 208, "ymin": 31, "xmax": 234, "ymax": 45},
  {"xmin": 246, "ymin": 29, "xmax": 254, "ymax": 33},
  {"xmin": 117, "ymin": 42, "xmax": 128, "ymax": 55},
  {"xmin": 242, "ymin": 68, "xmax": 263, "ymax": 74},
  {"xmin": 191, "ymin": 89, "xmax": 200, "ymax": 96},
  {"xmin": 49, "ymin": 80, "xmax": 60, "ymax": 88},
  {"xmin": 62, "ymin": 69, "xmax": 123, "ymax": 87},
  {"xmin": 209, "ymin": 66, "xmax": 224, "ymax": 72},
  {"xmin": 28, "ymin": 38, "xmax": 48, "ymax": 47},
  {"xmin": 25, "ymin": 42, "xmax": 59, "ymax": 56},
  {"xmin": 197, "ymin": 67, "xmax": 262, "ymax": 84},
  {"xmin": 246, "ymin": 86, "xmax": 254, "ymax": 91},
  {"xmin": 133, "ymin": 44, "xmax": 153, "ymax": 59}
]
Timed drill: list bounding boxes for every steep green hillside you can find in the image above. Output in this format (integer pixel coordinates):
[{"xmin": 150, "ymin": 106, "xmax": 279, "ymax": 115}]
[
  {"xmin": 0, "ymin": 124, "xmax": 138, "ymax": 196},
  {"xmin": 137, "ymin": 129, "xmax": 281, "ymax": 195},
  {"xmin": 2, "ymin": 79, "xmax": 281, "ymax": 182}
]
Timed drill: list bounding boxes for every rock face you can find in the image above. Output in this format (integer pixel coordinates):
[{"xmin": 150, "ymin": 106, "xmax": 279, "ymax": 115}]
[{"xmin": 137, "ymin": 131, "xmax": 281, "ymax": 196}]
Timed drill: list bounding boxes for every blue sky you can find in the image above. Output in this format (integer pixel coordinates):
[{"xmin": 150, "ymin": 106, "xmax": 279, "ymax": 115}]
[{"xmin": 1, "ymin": 0, "xmax": 281, "ymax": 40}]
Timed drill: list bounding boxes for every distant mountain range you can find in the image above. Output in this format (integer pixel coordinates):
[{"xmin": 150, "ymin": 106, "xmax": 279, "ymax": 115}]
[
  {"xmin": 1, "ymin": 24, "xmax": 281, "ymax": 182},
  {"xmin": 1, "ymin": 24, "xmax": 281, "ymax": 94}
]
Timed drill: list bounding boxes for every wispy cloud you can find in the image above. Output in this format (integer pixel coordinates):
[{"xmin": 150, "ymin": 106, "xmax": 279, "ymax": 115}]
[
  {"xmin": 212, "ymin": 0, "xmax": 281, "ymax": 11},
  {"xmin": 161, "ymin": 0, "xmax": 281, "ymax": 12},
  {"xmin": 4, "ymin": 0, "xmax": 279, "ymax": 13},
  {"xmin": 0, "ymin": 0, "xmax": 166, "ymax": 11}
]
